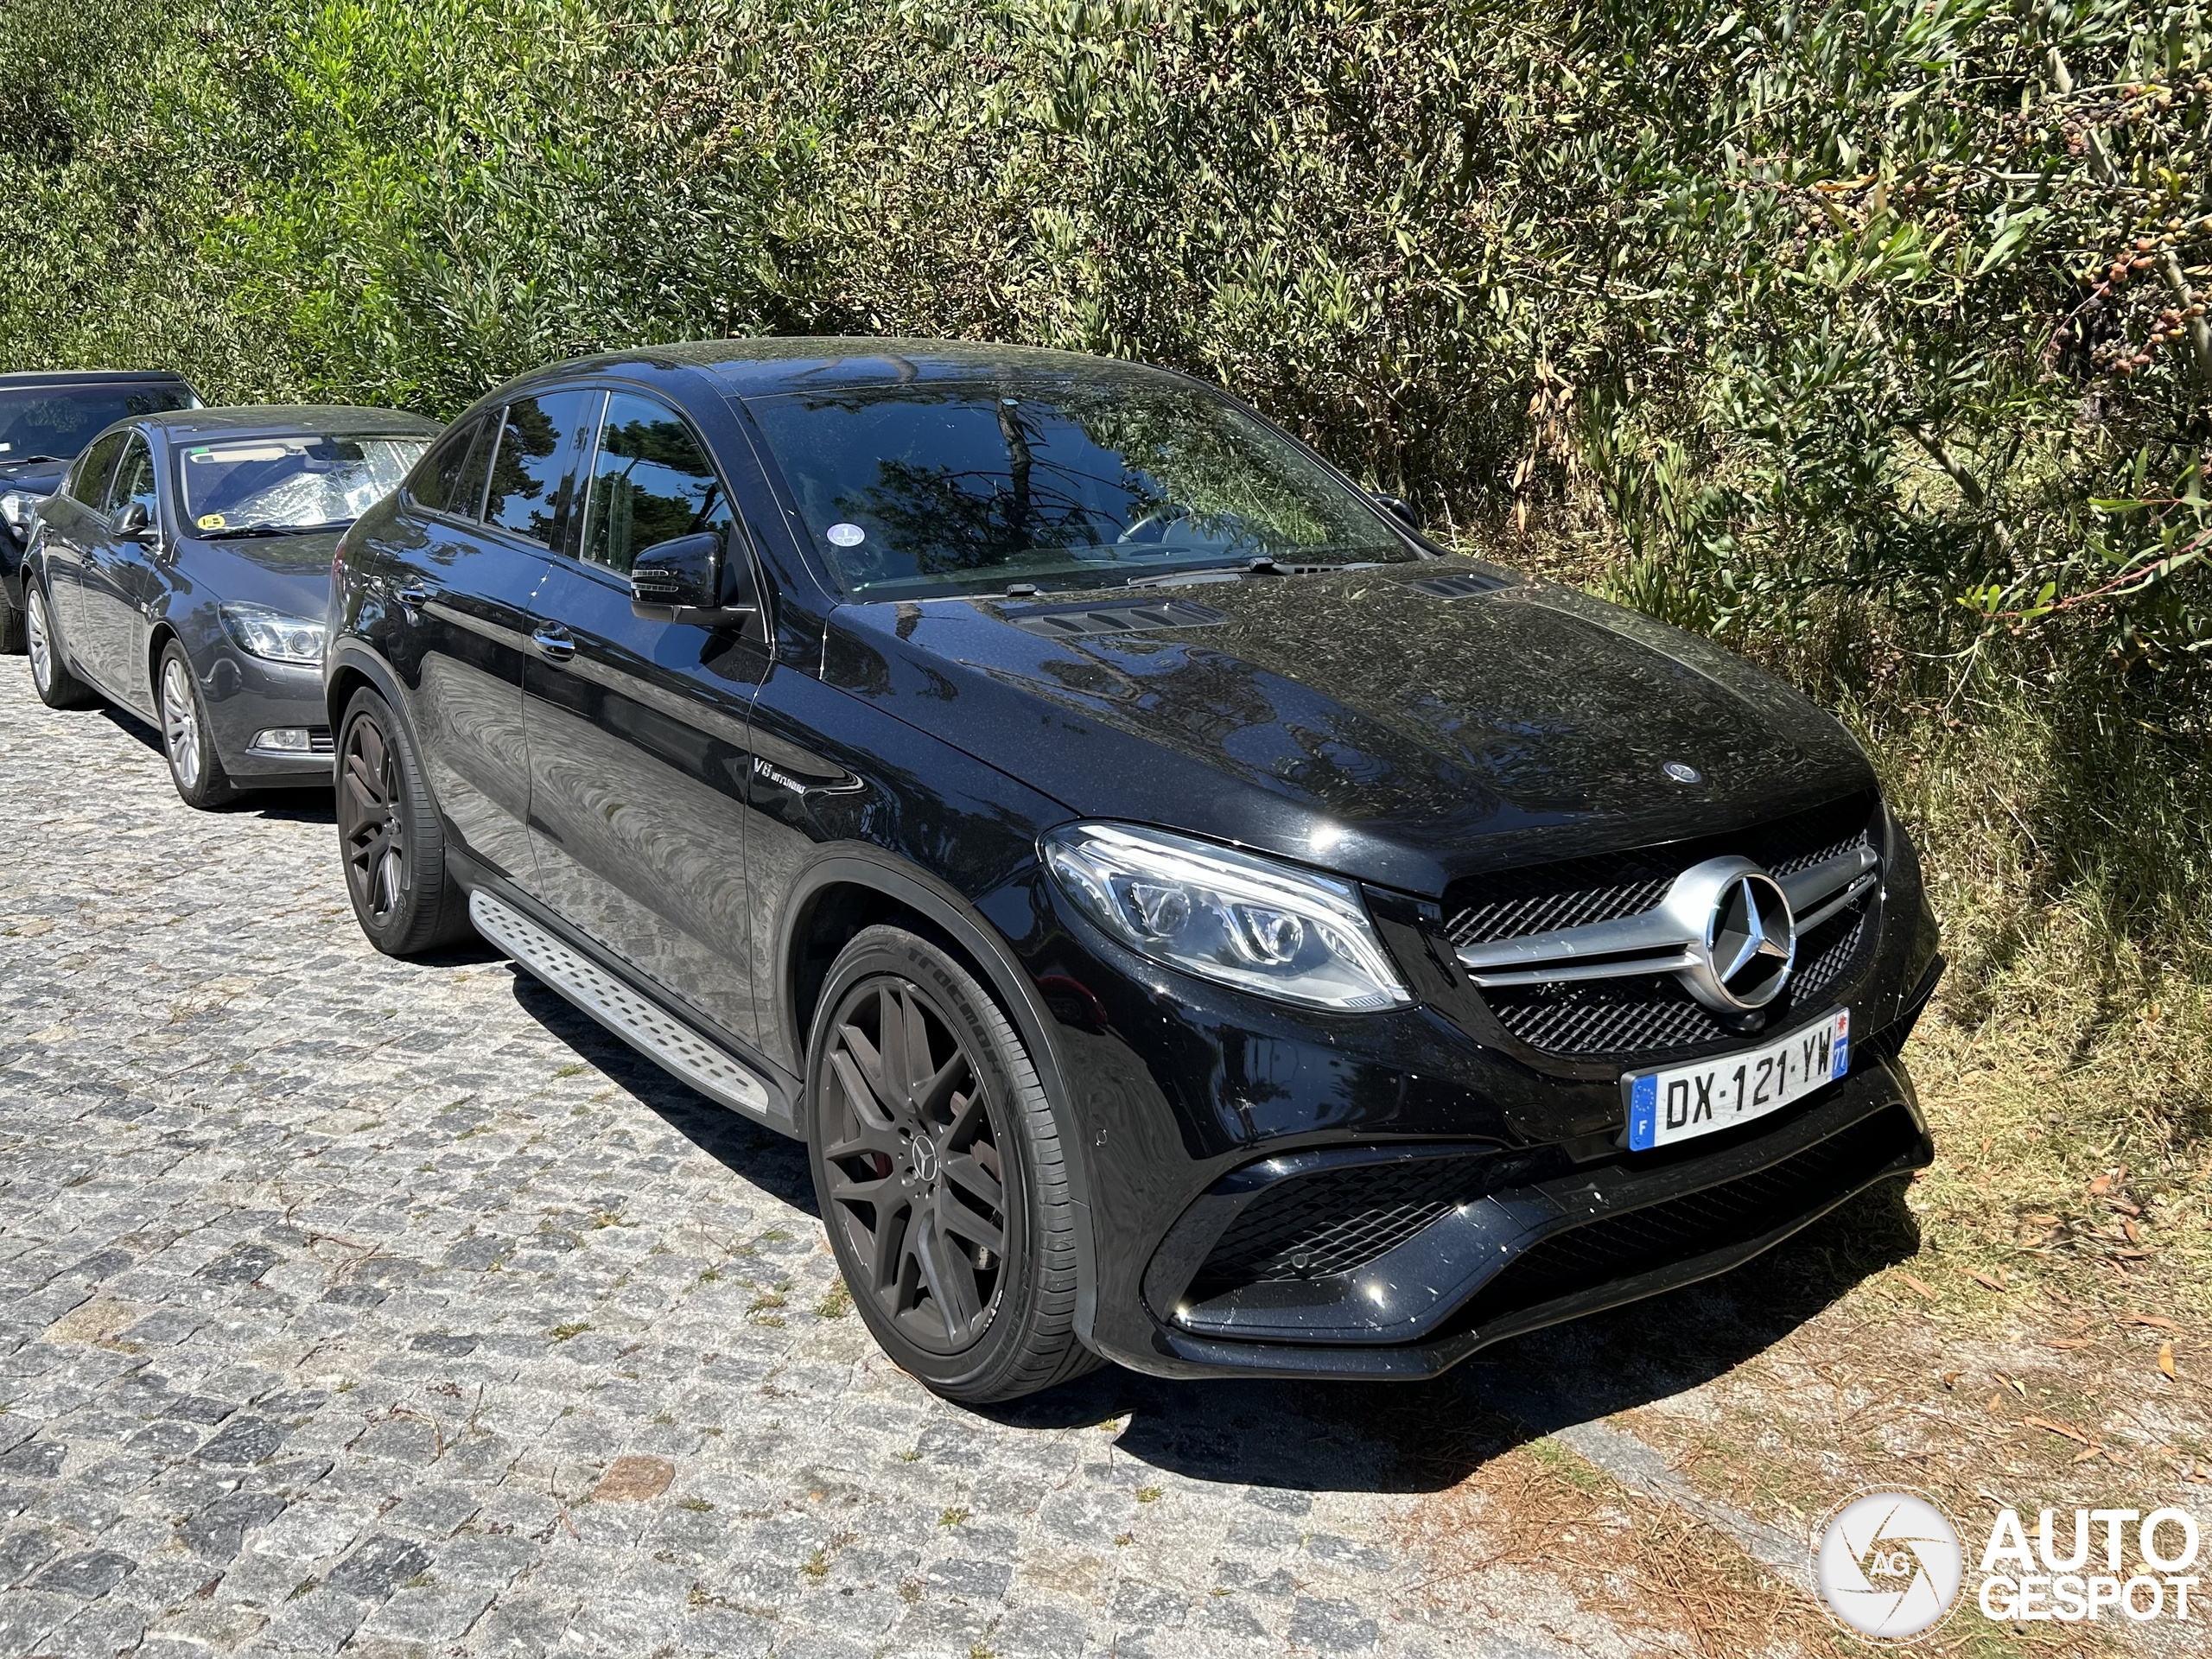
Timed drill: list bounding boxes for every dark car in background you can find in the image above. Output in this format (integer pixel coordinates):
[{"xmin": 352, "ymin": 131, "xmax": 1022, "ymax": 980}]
[
  {"xmin": 0, "ymin": 369, "xmax": 200, "ymax": 652},
  {"xmin": 326, "ymin": 339, "xmax": 1942, "ymax": 1403},
  {"xmin": 26, "ymin": 405, "xmax": 439, "ymax": 807}
]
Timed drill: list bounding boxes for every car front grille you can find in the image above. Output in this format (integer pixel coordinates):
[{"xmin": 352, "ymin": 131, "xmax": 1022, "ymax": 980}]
[
  {"xmin": 1443, "ymin": 791, "xmax": 1881, "ymax": 1062},
  {"xmin": 1451, "ymin": 1103, "xmax": 1919, "ymax": 1329}
]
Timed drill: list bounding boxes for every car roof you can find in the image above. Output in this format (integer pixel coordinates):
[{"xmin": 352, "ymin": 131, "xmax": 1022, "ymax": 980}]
[
  {"xmin": 507, "ymin": 336, "xmax": 1192, "ymax": 402},
  {"xmin": 0, "ymin": 369, "xmax": 196, "ymax": 390},
  {"xmin": 138, "ymin": 404, "xmax": 443, "ymax": 442}
]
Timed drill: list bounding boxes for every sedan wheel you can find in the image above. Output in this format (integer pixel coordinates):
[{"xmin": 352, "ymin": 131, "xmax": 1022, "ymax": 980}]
[
  {"xmin": 161, "ymin": 657, "xmax": 201, "ymax": 790},
  {"xmin": 156, "ymin": 641, "xmax": 237, "ymax": 809},
  {"xmin": 24, "ymin": 584, "xmax": 95, "ymax": 709}
]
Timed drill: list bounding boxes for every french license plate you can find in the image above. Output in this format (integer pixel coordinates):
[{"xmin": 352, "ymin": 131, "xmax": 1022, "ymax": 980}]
[{"xmin": 1624, "ymin": 1009, "xmax": 1850, "ymax": 1151}]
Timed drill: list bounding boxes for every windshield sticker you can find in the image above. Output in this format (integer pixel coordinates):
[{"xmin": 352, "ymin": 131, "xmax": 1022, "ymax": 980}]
[
  {"xmin": 196, "ymin": 513, "xmax": 226, "ymax": 530},
  {"xmin": 826, "ymin": 522, "xmax": 867, "ymax": 547}
]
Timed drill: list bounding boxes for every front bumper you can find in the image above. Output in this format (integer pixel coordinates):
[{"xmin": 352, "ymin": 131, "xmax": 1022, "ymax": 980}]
[
  {"xmin": 1126, "ymin": 1056, "xmax": 1928, "ymax": 1378},
  {"xmin": 979, "ymin": 800, "xmax": 1942, "ymax": 1382},
  {"xmin": 196, "ymin": 644, "xmax": 334, "ymax": 785}
]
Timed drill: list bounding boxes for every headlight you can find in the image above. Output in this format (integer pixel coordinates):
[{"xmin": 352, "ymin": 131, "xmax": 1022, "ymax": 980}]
[
  {"xmin": 219, "ymin": 602, "xmax": 326, "ymax": 664},
  {"xmin": 0, "ymin": 490, "xmax": 48, "ymax": 532},
  {"xmin": 1041, "ymin": 822, "xmax": 1413, "ymax": 1012}
]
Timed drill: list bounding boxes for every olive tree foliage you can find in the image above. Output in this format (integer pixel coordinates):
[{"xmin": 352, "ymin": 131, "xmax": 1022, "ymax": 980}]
[{"xmin": 3, "ymin": 0, "xmax": 2208, "ymax": 702}]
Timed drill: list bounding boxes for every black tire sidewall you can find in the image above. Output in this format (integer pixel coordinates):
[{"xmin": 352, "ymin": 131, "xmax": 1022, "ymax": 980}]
[
  {"xmin": 805, "ymin": 925, "xmax": 1078, "ymax": 1401},
  {"xmin": 338, "ymin": 685, "xmax": 469, "ymax": 957}
]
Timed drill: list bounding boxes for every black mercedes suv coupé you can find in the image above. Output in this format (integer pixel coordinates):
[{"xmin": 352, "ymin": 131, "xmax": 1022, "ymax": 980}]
[{"xmin": 326, "ymin": 339, "xmax": 1942, "ymax": 1402}]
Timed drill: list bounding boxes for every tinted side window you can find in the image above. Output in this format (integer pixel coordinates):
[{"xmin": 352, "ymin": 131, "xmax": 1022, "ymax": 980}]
[
  {"xmin": 109, "ymin": 435, "xmax": 158, "ymax": 518},
  {"xmin": 485, "ymin": 391, "xmax": 594, "ymax": 547},
  {"xmin": 71, "ymin": 432, "xmax": 129, "ymax": 508},
  {"xmin": 410, "ymin": 416, "xmax": 491, "ymax": 518},
  {"xmin": 580, "ymin": 392, "xmax": 732, "ymax": 575}
]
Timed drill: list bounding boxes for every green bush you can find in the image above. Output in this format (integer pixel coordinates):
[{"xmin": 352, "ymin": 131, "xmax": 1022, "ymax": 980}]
[{"xmin": 3, "ymin": 0, "xmax": 2205, "ymax": 926}]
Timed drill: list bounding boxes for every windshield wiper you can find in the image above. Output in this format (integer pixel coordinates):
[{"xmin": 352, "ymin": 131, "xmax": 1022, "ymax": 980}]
[
  {"xmin": 1126, "ymin": 557, "xmax": 1288, "ymax": 588},
  {"xmin": 197, "ymin": 525, "xmax": 303, "ymax": 539},
  {"xmin": 3, "ymin": 454, "xmax": 67, "ymax": 466}
]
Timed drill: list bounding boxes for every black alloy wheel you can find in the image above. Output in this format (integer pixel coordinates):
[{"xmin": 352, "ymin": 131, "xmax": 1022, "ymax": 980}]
[
  {"xmin": 335, "ymin": 685, "xmax": 471, "ymax": 957},
  {"xmin": 807, "ymin": 925, "xmax": 1099, "ymax": 1402},
  {"xmin": 822, "ymin": 975, "xmax": 1010, "ymax": 1352},
  {"xmin": 24, "ymin": 582, "xmax": 96, "ymax": 709}
]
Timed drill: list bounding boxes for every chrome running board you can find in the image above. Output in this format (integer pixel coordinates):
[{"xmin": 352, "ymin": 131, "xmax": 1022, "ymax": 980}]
[{"xmin": 468, "ymin": 888, "xmax": 785, "ymax": 1129}]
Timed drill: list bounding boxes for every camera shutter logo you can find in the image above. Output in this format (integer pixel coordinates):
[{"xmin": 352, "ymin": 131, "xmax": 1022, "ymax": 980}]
[{"xmin": 1813, "ymin": 1491, "xmax": 1964, "ymax": 1640}]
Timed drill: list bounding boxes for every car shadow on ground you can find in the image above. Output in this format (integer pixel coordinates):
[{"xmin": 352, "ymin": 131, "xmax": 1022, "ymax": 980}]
[
  {"xmin": 499, "ymin": 956, "xmax": 1920, "ymax": 1495},
  {"xmin": 96, "ymin": 705, "xmax": 340, "ymax": 823}
]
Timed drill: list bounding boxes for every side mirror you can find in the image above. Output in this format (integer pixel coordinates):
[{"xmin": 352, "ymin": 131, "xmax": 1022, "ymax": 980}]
[
  {"xmin": 115, "ymin": 500, "xmax": 156, "ymax": 542},
  {"xmin": 1373, "ymin": 493, "xmax": 1421, "ymax": 531},
  {"xmin": 630, "ymin": 530, "xmax": 760, "ymax": 623}
]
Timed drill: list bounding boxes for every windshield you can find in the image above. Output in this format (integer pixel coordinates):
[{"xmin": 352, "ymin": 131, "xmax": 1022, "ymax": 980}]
[
  {"xmin": 744, "ymin": 372, "xmax": 1414, "ymax": 599},
  {"xmin": 181, "ymin": 434, "xmax": 430, "ymax": 534},
  {"xmin": 0, "ymin": 385, "xmax": 194, "ymax": 462}
]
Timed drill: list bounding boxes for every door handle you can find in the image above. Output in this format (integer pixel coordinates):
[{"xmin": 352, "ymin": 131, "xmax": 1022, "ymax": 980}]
[
  {"xmin": 531, "ymin": 626, "xmax": 576, "ymax": 664},
  {"xmin": 396, "ymin": 585, "xmax": 431, "ymax": 610}
]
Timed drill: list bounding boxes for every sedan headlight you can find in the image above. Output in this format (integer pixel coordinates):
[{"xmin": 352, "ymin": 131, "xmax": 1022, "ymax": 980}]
[
  {"xmin": 1041, "ymin": 822, "xmax": 1412, "ymax": 1012},
  {"xmin": 0, "ymin": 489, "xmax": 48, "ymax": 532},
  {"xmin": 219, "ymin": 602, "xmax": 326, "ymax": 664}
]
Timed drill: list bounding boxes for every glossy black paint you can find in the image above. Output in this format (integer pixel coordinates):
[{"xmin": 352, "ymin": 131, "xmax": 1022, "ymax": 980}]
[
  {"xmin": 0, "ymin": 371, "xmax": 200, "ymax": 613},
  {"xmin": 29, "ymin": 404, "xmax": 439, "ymax": 783},
  {"xmin": 329, "ymin": 338, "xmax": 1938, "ymax": 1382}
]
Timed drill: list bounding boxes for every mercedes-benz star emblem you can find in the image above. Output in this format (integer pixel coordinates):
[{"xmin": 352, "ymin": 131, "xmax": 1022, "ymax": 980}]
[
  {"xmin": 1700, "ymin": 870, "xmax": 1796, "ymax": 1009},
  {"xmin": 1658, "ymin": 857, "xmax": 1801, "ymax": 1012},
  {"xmin": 1662, "ymin": 760, "xmax": 1702, "ymax": 784}
]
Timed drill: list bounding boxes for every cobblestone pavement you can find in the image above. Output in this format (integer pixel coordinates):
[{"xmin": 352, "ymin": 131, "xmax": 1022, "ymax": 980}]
[{"xmin": 0, "ymin": 666, "xmax": 1840, "ymax": 1659}]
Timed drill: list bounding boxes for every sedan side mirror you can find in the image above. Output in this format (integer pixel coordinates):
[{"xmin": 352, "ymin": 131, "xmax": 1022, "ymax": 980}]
[
  {"xmin": 630, "ymin": 530, "xmax": 760, "ymax": 623},
  {"xmin": 1373, "ymin": 493, "xmax": 1421, "ymax": 531},
  {"xmin": 115, "ymin": 501, "xmax": 157, "ymax": 542}
]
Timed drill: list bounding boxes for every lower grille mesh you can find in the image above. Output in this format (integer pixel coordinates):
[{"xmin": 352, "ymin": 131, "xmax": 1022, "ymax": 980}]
[
  {"xmin": 1454, "ymin": 1105, "xmax": 1918, "ymax": 1328},
  {"xmin": 1189, "ymin": 1152, "xmax": 1556, "ymax": 1296}
]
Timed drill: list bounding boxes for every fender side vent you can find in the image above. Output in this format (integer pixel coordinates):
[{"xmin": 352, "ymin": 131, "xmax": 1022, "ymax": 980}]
[
  {"xmin": 1005, "ymin": 599, "xmax": 1229, "ymax": 639},
  {"xmin": 1403, "ymin": 573, "xmax": 1507, "ymax": 600}
]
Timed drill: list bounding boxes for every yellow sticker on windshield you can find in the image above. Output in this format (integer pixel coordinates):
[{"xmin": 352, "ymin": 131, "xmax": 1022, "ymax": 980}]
[{"xmin": 197, "ymin": 513, "xmax": 226, "ymax": 530}]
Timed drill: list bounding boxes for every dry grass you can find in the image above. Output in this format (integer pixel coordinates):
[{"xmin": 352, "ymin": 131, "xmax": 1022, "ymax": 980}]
[
  {"xmin": 1861, "ymin": 695, "xmax": 2212, "ymax": 1332},
  {"xmin": 1395, "ymin": 1435, "xmax": 1830, "ymax": 1659}
]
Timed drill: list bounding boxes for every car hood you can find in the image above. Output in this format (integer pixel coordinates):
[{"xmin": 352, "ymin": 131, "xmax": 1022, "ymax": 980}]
[
  {"xmin": 820, "ymin": 563, "xmax": 1877, "ymax": 896},
  {"xmin": 0, "ymin": 457, "xmax": 69, "ymax": 497},
  {"xmin": 173, "ymin": 529, "xmax": 341, "ymax": 618}
]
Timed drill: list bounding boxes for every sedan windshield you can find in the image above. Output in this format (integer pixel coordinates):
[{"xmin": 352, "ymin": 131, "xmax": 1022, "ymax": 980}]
[
  {"xmin": 744, "ymin": 372, "xmax": 1414, "ymax": 599},
  {"xmin": 0, "ymin": 385, "xmax": 194, "ymax": 461},
  {"xmin": 181, "ymin": 434, "xmax": 430, "ymax": 534}
]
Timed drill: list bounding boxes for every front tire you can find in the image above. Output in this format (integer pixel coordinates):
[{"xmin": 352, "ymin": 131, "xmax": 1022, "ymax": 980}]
[
  {"xmin": 806, "ymin": 925, "xmax": 1100, "ymax": 1403},
  {"xmin": 158, "ymin": 642, "xmax": 239, "ymax": 810},
  {"xmin": 335, "ymin": 685, "xmax": 473, "ymax": 957},
  {"xmin": 25, "ymin": 582, "xmax": 95, "ymax": 709}
]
